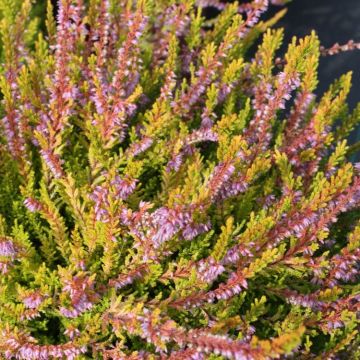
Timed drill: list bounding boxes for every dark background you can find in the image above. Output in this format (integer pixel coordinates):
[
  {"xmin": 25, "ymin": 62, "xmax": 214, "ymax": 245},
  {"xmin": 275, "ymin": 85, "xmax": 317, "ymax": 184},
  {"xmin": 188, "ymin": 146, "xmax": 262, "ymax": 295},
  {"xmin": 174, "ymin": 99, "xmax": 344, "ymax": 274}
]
[
  {"xmin": 207, "ymin": 0, "xmax": 360, "ymax": 145},
  {"xmin": 274, "ymin": 0, "xmax": 360, "ymax": 143},
  {"xmin": 49, "ymin": 0, "xmax": 360, "ymax": 142},
  {"xmin": 276, "ymin": 0, "xmax": 360, "ymax": 110},
  {"xmin": 49, "ymin": 0, "xmax": 360, "ymax": 108}
]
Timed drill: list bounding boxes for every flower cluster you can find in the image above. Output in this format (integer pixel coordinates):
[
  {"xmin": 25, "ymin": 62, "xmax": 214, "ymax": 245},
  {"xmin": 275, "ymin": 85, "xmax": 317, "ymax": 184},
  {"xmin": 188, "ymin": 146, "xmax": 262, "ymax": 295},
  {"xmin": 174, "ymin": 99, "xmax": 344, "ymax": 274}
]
[
  {"xmin": 0, "ymin": 0, "xmax": 359, "ymax": 359},
  {"xmin": 59, "ymin": 273, "xmax": 99, "ymax": 318},
  {"xmin": 1, "ymin": 329, "xmax": 86, "ymax": 360}
]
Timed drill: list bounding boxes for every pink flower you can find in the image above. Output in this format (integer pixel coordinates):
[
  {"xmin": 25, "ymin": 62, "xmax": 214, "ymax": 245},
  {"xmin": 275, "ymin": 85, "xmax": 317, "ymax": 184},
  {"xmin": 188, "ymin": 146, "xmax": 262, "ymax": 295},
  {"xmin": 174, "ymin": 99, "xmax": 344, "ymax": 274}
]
[
  {"xmin": 197, "ymin": 257, "xmax": 225, "ymax": 283},
  {"xmin": 22, "ymin": 291, "xmax": 44, "ymax": 309},
  {"xmin": 167, "ymin": 152, "xmax": 184, "ymax": 172},
  {"xmin": 0, "ymin": 238, "xmax": 16, "ymax": 258},
  {"xmin": 0, "ymin": 262, "xmax": 10, "ymax": 274},
  {"xmin": 196, "ymin": 0, "xmax": 225, "ymax": 10},
  {"xmin": 208, "ymin": 162, "xmax": 236, "ymax": 200},
  {"xmin": 149, "ymin": 206, "xmax": 190, "ymax": 248},
  {"xmin": 20, "ymin": 309, "xmax": 40, "ymax": 321},
  {"xmin": 64, "ymin": 326, "xmax": 81, "ymax": 340},
  {"xmin": 182, "ymin": 221, "xmax": 211, "ymax": 241},
  {"xmin": 60, "ymin": 274, "xmax": 99, "ymax": 318},
  {"xmin": 126, "ymin": 136, "xmax": 153, "ymax": 157},
  {"xmin": 111, "ymin": 175, "xmax": 138, "ymax": 200},
  {"xmin": 109, "ymin": 264, "xmax": 149, "ymax": 290},
  {"xmin": 40, "ymin": 149, "xmax": 64, "ymax": 178},
  {"xmin": 186, "ymin": 128, "xmax": 218, "ymax": 145},
  {"xmin": 24, "ymin": 198, "xmax": 43, "ymax": 212},
  {"xmin": 2, "ymin": 328, "xmax": 87, "ymax": 360}
]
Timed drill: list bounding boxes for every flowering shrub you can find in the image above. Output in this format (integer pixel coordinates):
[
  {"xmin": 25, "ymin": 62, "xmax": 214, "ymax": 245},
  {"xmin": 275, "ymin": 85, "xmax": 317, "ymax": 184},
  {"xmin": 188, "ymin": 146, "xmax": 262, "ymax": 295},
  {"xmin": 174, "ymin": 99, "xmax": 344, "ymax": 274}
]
[{"xmin": 0, "ymin": 0, "xmax": 359, "ymax": 359}]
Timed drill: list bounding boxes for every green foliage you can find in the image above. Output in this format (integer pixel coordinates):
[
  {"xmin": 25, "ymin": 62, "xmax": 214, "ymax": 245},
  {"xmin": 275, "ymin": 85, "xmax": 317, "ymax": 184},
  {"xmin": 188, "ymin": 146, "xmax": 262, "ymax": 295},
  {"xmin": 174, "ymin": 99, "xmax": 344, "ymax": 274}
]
[{"xmin": 0, "ymin": 0, "xmax": 359, "ymax": 359}]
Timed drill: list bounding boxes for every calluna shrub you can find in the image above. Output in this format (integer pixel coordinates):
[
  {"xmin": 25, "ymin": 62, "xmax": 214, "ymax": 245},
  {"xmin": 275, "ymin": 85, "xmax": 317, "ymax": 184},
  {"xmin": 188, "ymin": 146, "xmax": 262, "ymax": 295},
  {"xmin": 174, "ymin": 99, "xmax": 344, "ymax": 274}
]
[{"xmin": 0, "ymin": 0, "xmax": 359, "ymax": 359}]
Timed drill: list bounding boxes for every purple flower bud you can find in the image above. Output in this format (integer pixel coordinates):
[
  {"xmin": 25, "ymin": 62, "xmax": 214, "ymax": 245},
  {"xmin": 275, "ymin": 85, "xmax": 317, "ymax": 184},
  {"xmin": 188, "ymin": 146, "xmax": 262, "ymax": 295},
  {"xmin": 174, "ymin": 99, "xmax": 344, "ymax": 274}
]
[
  {"xmin": 0, "ymin": 238, "xmax": 16, "ymax": 258},
  {"xmin": 22, "ymin": 292, "xmax": 44, "ymax": 309}
]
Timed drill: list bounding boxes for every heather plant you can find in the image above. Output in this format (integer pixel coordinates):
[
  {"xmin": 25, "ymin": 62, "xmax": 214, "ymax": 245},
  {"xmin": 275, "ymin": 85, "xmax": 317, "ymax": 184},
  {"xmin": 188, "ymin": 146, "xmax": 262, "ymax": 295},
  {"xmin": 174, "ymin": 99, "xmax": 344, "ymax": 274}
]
[{"xmin": 0, "ymin": 0, "xmax": 359, "ymax": 359}]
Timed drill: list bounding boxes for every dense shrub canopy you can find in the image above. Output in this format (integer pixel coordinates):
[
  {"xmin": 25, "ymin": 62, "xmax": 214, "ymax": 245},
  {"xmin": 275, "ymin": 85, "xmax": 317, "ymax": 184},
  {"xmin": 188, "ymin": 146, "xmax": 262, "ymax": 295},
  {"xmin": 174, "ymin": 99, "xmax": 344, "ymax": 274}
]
[{"xmin": 0, "ymin": 0, "xmax": 359, "ymax": 359}]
